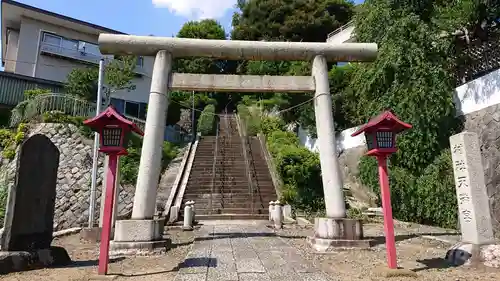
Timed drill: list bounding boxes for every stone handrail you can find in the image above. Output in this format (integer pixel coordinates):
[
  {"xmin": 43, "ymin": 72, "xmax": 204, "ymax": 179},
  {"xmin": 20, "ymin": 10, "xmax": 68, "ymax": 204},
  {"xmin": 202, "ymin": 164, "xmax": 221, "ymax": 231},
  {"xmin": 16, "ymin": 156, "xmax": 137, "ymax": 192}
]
[
  {"xmin": 170, "ymin": 134, "xmax": 200, "ymax": 221},
  {"xmin": 163, "ymin": 141, "xmax": 193, "ymax": 218},
  {"xmin": 257, "ymin": 133, "xmax": 283, "ymax": 199}
]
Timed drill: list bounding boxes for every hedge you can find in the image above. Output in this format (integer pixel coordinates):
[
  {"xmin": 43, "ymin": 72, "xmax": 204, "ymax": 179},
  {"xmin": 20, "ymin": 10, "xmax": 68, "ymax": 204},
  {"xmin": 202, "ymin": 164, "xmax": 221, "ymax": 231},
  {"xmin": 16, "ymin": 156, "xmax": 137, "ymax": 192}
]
[
  {"xmin": 237, "ymin": 104, "xmax": 260, "ymax": 136},
  {"xmin": 197, "ymin": 104, "xmax": 216, "ymax": 135},
  {"xmin": 260, "ymin": 115, "xmax": 327, "ymax": 214},
  {"xmin": 359, "ymin": 148, "xmax": 458, "ymax": 228}
]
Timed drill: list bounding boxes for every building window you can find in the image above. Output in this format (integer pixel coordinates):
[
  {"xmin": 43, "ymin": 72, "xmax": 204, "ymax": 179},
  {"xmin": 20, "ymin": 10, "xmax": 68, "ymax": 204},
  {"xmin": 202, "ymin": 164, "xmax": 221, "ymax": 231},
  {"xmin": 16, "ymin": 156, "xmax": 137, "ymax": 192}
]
[
  {"xmin": 124, "ymin": 101, "xmax": 147, "ymax": 120},
  {"xmin": 137, "ymin": 56, "xmax": 144, "ymax": 67},
  {"xmin": 78, "ymin": 41, "xmax": 101, "ymax": 56},
  {"xmin": 42, "ymin": 33, "xmax": 62, "ymax": 46}
]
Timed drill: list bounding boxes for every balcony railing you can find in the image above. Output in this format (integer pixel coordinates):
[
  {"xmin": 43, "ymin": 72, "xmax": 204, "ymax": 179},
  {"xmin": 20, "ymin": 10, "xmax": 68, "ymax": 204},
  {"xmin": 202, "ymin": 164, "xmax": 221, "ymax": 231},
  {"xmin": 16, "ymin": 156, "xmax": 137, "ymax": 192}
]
[
  {"xmin": 40, "ymin": 42, "xmax": 145, "ymax": 74},
  {"xmin": 327, "ymin": 21, "xmax": 354, "ymax": 40}
]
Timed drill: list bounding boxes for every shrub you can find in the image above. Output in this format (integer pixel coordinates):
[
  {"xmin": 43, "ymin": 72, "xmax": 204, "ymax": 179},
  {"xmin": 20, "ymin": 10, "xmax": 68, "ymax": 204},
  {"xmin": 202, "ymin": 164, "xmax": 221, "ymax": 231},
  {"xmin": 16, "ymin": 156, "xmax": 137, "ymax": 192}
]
[
  {"xmin": 24, "ymin": 88, "xmax": 51, "ymax": 100},
  {"xmin": 259, "ymin": 115, "xmax": 325, "ymax": 214},
  {"xmin": 0, "ymin": 123, "xmax": 28, "ymax": 160},
  {"xmin": 260, "ymin": 116, "xmax": 285, "ymax": 136},
  {"xmin": 0, "ymin": 184, "xmax": 7, "ymax": 226},
  {"xmin": 358, "ymin": 149, "xmax": 457, "ymax": 228},
  {"xmin": 197, "ymin": 104, "xmax": 215, "ymax": 135},
  {"xmin": 120, "ymin": 133, "xmax": 179, "ymax": 185},
  {"xmin": 42, "ymin": 111, "xmax": 93, "ymax": 138},
  {"xmin": 237, "ymin": 104, "xmax": 260, "ymax": 136}
]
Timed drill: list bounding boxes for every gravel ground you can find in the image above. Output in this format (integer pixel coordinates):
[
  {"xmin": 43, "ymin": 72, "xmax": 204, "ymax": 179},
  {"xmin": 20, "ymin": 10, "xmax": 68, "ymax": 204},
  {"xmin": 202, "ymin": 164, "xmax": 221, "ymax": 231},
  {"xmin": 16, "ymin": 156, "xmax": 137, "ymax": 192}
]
[
  {"xmin": 276, "ymin": 220, "xmax": 500, "ymax": 281},
  {"xmin": 0, "ymin": 228, "xmax": 194, "ymax": 281}
]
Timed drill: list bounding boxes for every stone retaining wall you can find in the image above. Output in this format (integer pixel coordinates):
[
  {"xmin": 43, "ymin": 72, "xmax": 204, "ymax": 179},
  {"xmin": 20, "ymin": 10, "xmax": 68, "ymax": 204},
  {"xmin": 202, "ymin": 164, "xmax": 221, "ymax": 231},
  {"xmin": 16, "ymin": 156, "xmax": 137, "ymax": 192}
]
[{"xmin": 0, "ymin": 123, "xmax": 135, "ymax": 231}]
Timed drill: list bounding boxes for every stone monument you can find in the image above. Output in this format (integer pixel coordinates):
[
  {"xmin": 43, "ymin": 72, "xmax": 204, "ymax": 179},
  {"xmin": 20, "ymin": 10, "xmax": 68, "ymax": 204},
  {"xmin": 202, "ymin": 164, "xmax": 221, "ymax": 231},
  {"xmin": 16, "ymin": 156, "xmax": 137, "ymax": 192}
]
[
  {"xmin": 0, "ymin": 134, "xmax": 71, "ymax": 273},
  {"xmin": 447, "ymin": 132, "xmax": 500, "ymax": 268}
]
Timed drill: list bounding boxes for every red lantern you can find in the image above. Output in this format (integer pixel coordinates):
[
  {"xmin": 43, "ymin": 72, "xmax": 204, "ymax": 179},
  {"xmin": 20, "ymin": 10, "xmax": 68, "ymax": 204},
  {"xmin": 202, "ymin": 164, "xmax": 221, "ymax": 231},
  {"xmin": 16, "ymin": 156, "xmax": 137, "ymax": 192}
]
[
  {"xmin": 352, "ymin": 110, "xmax": 411, "ymax": 270},
  {"xmin": 84, "ymin": 106, "xmax": 143, "ymax": 275}
]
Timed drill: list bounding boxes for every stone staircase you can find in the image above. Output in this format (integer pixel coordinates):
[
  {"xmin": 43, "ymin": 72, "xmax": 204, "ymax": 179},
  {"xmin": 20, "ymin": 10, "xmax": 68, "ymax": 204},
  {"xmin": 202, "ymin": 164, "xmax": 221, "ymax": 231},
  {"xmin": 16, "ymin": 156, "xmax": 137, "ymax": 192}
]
[{"xmin": 182, "ymin": 114, "xmax": 277, "ymax": 219}]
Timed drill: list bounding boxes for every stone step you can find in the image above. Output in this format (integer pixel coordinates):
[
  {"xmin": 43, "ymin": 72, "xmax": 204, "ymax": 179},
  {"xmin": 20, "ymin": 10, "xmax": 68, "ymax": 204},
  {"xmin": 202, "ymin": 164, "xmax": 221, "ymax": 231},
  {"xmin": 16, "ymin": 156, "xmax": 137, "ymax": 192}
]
[
  {"xmin": 191, "ymin": 208, "xmax": 269, "ymax": 215},
  {"xmin": 183, "ymin": 195, "xmax": 276, "ymax": 203},
  {"xmin": 185, "ymin": 202, "xmax": 268, "ymax": 210},
  {"xmin": 184, "ymin": 190, "xmax": 277, "ymax": 196},
  {"xmin": 183, "ymin": 193, "xmax": 276, "ymax": 199},
  {"xmin": 192, "ymin": 214, "xmax": 268, "ymax": 220}
]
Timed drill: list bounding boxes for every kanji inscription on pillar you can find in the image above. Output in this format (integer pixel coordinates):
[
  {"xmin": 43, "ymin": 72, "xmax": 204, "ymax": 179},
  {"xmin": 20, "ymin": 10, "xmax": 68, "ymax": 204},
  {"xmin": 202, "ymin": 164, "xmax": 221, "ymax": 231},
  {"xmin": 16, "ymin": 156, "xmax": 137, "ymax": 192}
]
[{"xmin": 449, "ymin": 132, "xmax": 494, "ymax": 245}]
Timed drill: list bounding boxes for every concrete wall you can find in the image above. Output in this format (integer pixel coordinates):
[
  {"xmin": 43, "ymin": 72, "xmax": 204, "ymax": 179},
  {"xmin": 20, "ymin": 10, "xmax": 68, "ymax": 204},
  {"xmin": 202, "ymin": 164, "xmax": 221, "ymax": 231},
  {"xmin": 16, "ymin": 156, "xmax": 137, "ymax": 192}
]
[
  {"xmin": 11, "ymin": 16, "xmax": 154, "ymax": 105},
  {"xmin": 4, "ymin": 29, "xmax": 19, "ymax": 72},
  {"xmin": 326, "ymin": 25, "xmax": 355, "ymax": 44}
]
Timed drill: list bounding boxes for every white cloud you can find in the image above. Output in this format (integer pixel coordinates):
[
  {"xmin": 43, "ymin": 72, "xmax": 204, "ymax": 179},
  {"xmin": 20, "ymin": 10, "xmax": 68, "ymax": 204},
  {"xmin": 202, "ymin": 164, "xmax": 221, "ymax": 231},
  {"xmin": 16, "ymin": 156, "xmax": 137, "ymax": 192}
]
[{"xmin": 152, "ymin": 0, "xmax": 236, "ymax": 19}]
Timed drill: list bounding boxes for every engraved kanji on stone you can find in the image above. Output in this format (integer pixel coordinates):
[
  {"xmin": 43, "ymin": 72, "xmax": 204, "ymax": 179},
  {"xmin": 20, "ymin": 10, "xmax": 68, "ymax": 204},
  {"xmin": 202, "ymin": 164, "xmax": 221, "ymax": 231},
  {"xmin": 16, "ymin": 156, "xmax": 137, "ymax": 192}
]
[
  {"xmin": 454, "ymin": 160, "xmax": 467, "ymax": 171},
  {"xmin": 461, "ymin": 209, "xmax": 473, "ymax": 223},
  {"xmin": 458, "ymin": 193, "xmax": 470, "ymax": 204},
  {"xmin": 452, "ymin": 143, "xmax": 464, "ymax": 154},
  {"xmin": 456, "ymin": 176, "xmax": 468, "ymax": 189}
]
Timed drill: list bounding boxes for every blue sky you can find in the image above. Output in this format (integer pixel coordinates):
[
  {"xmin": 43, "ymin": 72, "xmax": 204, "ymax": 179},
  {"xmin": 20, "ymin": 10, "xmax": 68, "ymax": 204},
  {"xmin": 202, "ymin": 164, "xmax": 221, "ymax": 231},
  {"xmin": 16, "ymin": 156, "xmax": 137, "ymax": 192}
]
[{"xmin": 0, "ymin": 0, "xmax": 364, "ymax": 68}]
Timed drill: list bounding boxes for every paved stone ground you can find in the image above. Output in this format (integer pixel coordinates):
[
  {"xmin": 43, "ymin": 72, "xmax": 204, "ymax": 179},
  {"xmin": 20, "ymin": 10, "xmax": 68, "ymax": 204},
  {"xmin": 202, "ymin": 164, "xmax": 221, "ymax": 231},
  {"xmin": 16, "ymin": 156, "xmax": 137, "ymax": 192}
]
[{"xmin": 174, "ymin": 220, "xmax": 331, "ymax": 281}]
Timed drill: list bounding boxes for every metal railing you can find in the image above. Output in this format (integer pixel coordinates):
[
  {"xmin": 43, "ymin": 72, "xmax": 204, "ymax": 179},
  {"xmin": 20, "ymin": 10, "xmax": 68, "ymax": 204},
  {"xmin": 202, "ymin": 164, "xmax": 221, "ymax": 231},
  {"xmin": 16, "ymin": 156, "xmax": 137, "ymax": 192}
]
[
  {"xmin": 9, "ymin": 93, "xmax": 150, "ymax": 133},
  {"xmin": 10, "ymin": 93, "xmax": 96, "ymax": 126},
  {"xmin": 235, "ymin": 113, "xmax": 256, "ymax": 214},
  {"xmin": 39, "ymin": 42, "xmax": 145, "ymax": 74},
  {"xmin": 209, "ymin": 119, "xmax": 220, "ymax": 214},
  {"xmin": 123, "ymin": 115, "xmax": 146, "ymax": 131},
  {"xmin": 327, "ymin": 20, "xmax": 354, "ymax": 39}
]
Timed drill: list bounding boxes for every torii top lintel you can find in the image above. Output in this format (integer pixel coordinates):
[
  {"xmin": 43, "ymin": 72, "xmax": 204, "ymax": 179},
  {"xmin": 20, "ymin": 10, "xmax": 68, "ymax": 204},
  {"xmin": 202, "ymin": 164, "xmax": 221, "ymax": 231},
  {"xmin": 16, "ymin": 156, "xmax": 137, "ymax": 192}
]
[
  {"xmin": 98, "ymin": 34, "xmax": 378, "ymax": 62},
  {"xmin": 84, "ymin": 105, "xmax": 144, "ymax": 136},
  {"xmin": 351, "ymin": 110, "xmax": 412, "ymax": 137}
]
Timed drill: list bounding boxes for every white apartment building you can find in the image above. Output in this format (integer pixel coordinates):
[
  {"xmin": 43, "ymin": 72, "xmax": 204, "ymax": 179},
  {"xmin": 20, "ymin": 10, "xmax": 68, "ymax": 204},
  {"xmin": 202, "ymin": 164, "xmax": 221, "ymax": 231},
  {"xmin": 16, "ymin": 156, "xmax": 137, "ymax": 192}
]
[{"xmin": 1, "ymin": 0, "xmax": 153, "ymax": 122}]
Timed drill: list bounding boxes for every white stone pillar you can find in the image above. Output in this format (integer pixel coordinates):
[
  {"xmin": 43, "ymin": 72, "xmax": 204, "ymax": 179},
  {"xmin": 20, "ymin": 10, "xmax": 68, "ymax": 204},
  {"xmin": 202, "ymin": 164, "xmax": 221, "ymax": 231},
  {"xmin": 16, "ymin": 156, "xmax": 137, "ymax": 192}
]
[
  {"xmin": 312, "ymin": 55, "xmax": 346, "ymax": 218},
  {"xmin": 132, "ymin": 50, "xmax": 172, "ymax": 219}
]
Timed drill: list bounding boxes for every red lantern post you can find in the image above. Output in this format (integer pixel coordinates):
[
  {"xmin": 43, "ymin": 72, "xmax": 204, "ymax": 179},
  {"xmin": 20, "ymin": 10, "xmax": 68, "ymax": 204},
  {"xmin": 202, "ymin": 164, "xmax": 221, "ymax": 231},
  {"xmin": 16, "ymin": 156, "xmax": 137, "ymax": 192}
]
[
  {"xmin": 351, "ymin": 110, "xmax": 411, "ymax": 269},
  {"xmin": 83, "ymin": 106, "xmax": 143, "ymax": 275}
]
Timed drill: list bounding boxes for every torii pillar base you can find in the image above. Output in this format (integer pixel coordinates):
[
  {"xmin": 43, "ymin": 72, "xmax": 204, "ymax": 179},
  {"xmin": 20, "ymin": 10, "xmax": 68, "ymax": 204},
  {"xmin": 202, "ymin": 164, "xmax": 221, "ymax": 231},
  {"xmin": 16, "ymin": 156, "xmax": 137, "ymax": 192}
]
[
  {"xmin": 109, "ymin": 219, "xmax": 170, "ymax": 257},
  {"xmin": 307, "ymin": 218, "xmax": 373, "ymax": 252}
]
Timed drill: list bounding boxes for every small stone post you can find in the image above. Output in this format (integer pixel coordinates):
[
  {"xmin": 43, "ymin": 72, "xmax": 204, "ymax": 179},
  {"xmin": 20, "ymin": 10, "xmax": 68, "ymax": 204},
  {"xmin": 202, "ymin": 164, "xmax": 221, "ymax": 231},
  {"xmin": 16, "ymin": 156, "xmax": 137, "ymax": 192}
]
[
  {"xmin": 273, "ymin": 201, "xmax": 283, "ymax": 229},
  {"xmin": 447, "ymin": 132, "xmax": 499, "ymax": 267},
  {"xmin": 183, "ymin": 204, "xmax": 193, "ymax": 231},
  {"xmin": 187, "ymin": 201, "xmax": 195, "ymax": 224},
  {"xmin": 269, "ymin": 201, "xmax": 275, "ymax": 222}
]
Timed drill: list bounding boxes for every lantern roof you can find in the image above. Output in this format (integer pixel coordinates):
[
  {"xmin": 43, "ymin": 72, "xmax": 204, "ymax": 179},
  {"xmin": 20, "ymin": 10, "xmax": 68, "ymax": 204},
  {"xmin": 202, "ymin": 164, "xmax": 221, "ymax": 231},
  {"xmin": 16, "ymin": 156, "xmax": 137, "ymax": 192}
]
[
  {"xmin": 83, "ymin": 105, "xmax": 144, "ymax": 136},
  {"xmin": 351, "ymin": 110, "xmax": 412, "ymax": 137}
]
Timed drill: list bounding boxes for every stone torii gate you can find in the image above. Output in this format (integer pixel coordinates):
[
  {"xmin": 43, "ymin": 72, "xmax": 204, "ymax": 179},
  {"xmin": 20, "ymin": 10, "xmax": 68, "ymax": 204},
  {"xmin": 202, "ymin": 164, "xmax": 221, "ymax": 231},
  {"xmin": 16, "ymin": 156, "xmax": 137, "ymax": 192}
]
[{"xmin": 98, "ymin": 34, "xmax": 377, "ymax": 251}]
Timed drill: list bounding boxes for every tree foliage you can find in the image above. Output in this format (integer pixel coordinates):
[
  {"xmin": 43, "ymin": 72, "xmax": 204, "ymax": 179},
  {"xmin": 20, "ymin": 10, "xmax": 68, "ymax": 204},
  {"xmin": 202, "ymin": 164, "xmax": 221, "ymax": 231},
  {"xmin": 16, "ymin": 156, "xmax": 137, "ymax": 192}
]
[
  {"xmin": 349, "ymin": 0, "xmax": 500, "ymax": 227},
  {"xmin": 232, "ymin": 0, "xmax": 354, "ymax": 42},
  {"xmin": 65, "ymin": 56, "xmax": 137, "ymax": 103}
]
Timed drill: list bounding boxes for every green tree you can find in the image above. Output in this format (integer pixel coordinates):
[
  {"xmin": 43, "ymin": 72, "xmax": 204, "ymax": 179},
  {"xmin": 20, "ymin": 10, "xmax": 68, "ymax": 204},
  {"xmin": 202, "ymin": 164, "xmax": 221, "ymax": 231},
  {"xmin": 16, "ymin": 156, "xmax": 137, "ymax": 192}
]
[
  {"xmin": 232, "ymin": 0, "xmax": 355, "ymax": 42},
  {"xmin": 65, "ymin": 56, "xmax": 137, "ymax": 102},
  {"xmin": 170, "ymin": 19, "xmax": 236, "ymax": 125},
  {"xmin": 350, "ymin": 0, "xmax": 500, "ymax": 227}
]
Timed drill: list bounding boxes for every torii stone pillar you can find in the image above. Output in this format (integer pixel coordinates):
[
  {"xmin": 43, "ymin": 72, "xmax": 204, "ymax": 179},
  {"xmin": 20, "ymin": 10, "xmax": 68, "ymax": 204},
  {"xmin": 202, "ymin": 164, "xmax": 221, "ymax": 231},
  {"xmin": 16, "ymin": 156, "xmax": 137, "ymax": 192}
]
[
  {"xmin": 312, "ymin": 55, "xmax": 345, "ymax": 218},
  {"xmin": 131, "ymin": 50, "xmax": 172, "ymax": 220},
  {"xmin": 98, "ymin": 34, "xmax": 377, "ymax": 252}
]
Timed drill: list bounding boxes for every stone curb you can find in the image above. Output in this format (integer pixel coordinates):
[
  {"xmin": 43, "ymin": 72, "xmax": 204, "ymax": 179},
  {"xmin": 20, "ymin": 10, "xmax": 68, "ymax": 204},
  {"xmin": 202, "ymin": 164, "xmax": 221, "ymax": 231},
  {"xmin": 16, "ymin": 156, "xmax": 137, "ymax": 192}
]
[{"xmin": 53, "ymin": 227, "xmax": 82, "ymax": 238}]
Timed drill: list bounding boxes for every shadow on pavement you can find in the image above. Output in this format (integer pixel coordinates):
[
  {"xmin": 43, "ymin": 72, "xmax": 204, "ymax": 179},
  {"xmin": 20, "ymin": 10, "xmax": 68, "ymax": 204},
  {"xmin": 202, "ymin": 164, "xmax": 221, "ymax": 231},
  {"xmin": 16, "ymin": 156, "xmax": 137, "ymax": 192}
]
[
  {"xmin": 194, "ymin": 232, "xmax": 307, "ymax": 241},
  {"xmin": 53, "ymin": 257, "xmax": 126, "ymax": 268},
  {"xmin": 414, "ymin": 258, "xmax": 451, "ymax": 272},
  {"xmin": 367, "ymin": 232, "xmax": 456, "ymax": 246}
]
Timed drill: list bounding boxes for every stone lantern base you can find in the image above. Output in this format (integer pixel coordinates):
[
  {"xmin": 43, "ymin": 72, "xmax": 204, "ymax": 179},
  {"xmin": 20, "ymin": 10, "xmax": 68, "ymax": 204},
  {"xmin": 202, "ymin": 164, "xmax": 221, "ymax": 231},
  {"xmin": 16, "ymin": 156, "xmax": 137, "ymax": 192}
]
[
  {"xmin": 109, "ymin": 218, "xmax": 170, "ymax": 257},
  {"xmin": 307, "ymin": 217, "xmax": 373, "ymax": 252}
]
